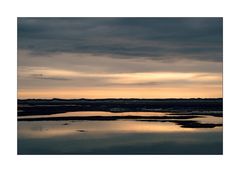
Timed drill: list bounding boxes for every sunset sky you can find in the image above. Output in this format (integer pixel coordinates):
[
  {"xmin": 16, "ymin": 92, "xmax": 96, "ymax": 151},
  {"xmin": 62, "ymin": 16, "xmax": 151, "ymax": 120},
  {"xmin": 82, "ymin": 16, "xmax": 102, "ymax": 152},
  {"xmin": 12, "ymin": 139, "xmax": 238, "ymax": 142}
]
[{"xmin": 18, "ymin": 18, "xmax": 222, "ymax": 99}]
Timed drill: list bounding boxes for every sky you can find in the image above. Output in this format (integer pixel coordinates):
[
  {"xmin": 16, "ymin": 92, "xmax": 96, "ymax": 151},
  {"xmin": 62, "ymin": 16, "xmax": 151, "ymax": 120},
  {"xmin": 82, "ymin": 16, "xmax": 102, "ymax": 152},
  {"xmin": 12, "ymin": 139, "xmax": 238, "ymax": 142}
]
[{"xmin": 18, "ymin": 18, "xmax": 223, "ymax": 99}]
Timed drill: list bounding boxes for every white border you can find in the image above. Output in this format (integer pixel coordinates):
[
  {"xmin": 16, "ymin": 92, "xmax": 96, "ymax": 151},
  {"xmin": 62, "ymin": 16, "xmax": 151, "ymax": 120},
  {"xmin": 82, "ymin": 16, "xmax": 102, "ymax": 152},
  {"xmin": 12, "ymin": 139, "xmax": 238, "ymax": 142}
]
[{"xmin": 1, "ymin": 0, "xmax": 240, "ymax": 172}]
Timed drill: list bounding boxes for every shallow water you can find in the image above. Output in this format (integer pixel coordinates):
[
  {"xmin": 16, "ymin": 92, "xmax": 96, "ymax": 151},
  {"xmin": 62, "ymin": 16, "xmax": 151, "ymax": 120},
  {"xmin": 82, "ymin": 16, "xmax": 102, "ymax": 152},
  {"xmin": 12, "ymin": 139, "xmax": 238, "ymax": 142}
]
[
  {"xmin": 18, "ymin": 111, "xmax": 168, "ymax": 119},
  {"xmin": 18, "ymin": 111, "xmax": 223, "ymax": 154}
]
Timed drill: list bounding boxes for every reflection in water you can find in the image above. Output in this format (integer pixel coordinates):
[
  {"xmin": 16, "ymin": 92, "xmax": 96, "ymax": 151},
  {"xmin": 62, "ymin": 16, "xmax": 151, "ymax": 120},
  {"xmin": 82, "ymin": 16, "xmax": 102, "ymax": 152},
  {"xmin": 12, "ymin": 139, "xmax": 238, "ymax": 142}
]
[
  {"xmin": 18, "ymin": 121, "xmax": 198, "ymax": 139},
  {"xmin": 194, "ymin": 115, "xmax": 223, "ymax": 124},
  {"xmin": 18, "ymin": 111, "xmax": 168, "ymax": 119},
  {"xmin": 18, "ymin": 111, "xmax": 223, "ymax": 154}
]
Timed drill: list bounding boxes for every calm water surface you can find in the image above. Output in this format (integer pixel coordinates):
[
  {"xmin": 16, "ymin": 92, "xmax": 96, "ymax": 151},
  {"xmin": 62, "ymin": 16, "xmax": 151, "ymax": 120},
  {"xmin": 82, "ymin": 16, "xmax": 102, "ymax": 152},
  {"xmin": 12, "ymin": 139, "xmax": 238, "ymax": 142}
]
[{"xmin": 18, "ymin": 111, "xmax": 223, "ymax": 154}]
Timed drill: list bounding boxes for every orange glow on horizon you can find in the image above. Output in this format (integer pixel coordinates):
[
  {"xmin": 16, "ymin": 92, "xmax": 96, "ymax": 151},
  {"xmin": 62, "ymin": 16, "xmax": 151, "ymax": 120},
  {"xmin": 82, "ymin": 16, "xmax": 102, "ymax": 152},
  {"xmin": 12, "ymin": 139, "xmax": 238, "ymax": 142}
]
[{"xmin": 18, "ymin": 86, "xmax": 222, "ymax": 99}]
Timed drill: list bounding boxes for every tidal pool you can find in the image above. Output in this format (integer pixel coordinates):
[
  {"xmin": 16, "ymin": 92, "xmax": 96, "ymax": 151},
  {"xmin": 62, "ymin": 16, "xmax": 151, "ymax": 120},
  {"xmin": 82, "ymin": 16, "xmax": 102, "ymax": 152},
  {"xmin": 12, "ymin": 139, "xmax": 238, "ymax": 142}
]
[{"xmin": 18, "ymin": 111, "xmax": 223, "ymax": 154}]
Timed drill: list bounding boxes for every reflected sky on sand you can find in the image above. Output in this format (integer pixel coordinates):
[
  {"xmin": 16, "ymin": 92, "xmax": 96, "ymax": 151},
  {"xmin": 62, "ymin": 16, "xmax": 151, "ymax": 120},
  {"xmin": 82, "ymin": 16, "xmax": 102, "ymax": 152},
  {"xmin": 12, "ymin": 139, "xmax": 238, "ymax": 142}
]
[{"xmin": 18, "ymin": 111, "xmax": 222, "ymax": 154}]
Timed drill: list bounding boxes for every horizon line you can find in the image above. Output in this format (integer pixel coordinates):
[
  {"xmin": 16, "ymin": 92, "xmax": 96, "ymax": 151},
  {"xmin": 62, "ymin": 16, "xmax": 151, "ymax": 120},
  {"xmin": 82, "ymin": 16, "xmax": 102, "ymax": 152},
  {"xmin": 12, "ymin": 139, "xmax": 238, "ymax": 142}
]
[{"xmin": 18, "ymin": 97, "xmax": 223, "ymax": 100}]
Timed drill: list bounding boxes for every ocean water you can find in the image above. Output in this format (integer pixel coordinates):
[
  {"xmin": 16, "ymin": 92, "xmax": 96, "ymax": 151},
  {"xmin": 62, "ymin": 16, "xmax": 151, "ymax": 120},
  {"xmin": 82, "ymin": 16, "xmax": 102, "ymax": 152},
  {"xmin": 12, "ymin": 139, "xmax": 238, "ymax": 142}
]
[{"xmin": 18, "ymin": 111, "xmax": 223, "ymax": 154}]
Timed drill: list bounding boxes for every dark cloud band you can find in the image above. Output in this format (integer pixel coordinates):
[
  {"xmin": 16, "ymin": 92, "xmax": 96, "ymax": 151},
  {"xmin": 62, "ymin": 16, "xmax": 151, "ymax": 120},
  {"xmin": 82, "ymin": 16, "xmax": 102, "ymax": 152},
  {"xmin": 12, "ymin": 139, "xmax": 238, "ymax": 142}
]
[{"xmin": 18, "ymin": 17, "xmax": 223, "ymax": 62}]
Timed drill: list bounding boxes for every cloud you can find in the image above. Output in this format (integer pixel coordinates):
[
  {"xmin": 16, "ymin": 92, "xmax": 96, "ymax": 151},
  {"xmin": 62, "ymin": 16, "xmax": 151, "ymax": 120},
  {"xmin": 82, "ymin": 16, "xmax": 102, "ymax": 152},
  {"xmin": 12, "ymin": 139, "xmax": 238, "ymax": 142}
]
[
  {"xmin": 30, "ymin": 74, "xmax": 71, "ymax": 81},
  {"xmin": 18, "ymin": 18, "xmax": 223, "ymax": 62},
  {"xmin": 18, "ymin": 64, "xmax": 222, "ymax": 90},
  {"xmin": 17, "ymin": 18, "xmax": 223, "ymax": 98},
  {"xmin": 18, "ymin": 50, "xmax": 222, "ymax": 74}
]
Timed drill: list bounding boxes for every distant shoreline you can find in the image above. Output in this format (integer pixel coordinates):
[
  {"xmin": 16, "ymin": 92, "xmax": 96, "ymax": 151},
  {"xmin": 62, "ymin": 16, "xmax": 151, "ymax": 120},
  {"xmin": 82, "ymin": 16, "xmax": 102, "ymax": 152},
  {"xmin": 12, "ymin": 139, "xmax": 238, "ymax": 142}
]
[
  {"xmin": 18, "ymin": 98, "xmax": 223, "ymax": 101},
  {"xmin": 18, "ymin": 98, "xmax": 223, "ymax": 116}
]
